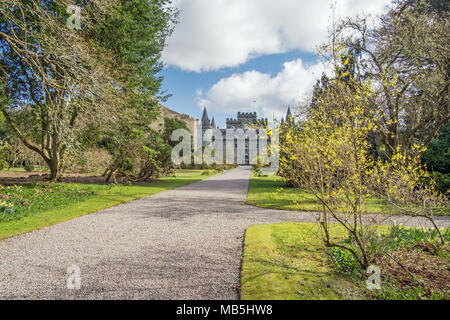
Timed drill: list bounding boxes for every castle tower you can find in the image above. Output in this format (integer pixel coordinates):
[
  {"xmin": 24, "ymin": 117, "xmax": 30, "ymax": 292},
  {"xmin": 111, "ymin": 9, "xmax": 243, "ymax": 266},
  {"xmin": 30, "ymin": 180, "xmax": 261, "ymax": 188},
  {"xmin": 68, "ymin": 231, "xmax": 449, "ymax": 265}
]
[
  {"xmin": 211, "ymin": 117, "xmax": 216, "ymax": 129},
  {"xmin": 201, "ymin": 107, "xmax": 211, "ymax": 129}
]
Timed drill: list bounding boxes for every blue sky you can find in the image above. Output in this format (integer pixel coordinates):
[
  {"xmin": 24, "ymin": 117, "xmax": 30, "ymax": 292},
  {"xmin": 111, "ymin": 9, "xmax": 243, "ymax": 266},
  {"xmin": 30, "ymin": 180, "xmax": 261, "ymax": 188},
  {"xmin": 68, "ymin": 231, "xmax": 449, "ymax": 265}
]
[
  {"xmin": 160, "ymin": 50, "xmax": 319, "ymax": 127},
  {"xmin": 159, "ymin": 0, "xmax": 392, "ymax": 128}
]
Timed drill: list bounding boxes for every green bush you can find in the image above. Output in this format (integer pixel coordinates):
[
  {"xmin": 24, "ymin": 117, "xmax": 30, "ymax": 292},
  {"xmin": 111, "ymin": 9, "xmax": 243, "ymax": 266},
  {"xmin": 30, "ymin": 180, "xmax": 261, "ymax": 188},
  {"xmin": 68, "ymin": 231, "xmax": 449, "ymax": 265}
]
[
  {"xmin": 382, "ymin": 224, "xmax": 450, "ymax": 251},
  {"xmin": 23, "ymin": 163, "xmax": 34, "ymax": 172},
  {"xmin": 327, "ymin": 246, "xmax": 363, "ymax": 278},
  {"xmin": 421, "ymin": 122, "xmax": 449, "ymax": 174},
  {"xmin": 0, "ymin": 141, "xmax": 12, "ymax": 169},
  {"xmin": 251, "ymin": 164, "xmax": 261, "ymax": 176},
  {"xmin": 200, "ymin": 163, "xmax": 211, "ymax": 170},
  {"xmin": 251, "ymin": 163, "xmax": 269, "ymax": 177},
  {"xmin": 0, "ymin": 159, "xmax": 8, "ymax": 170},
  {"xmin": 426, "ymin": 172, "xmax": 450, "ymax": 195}
]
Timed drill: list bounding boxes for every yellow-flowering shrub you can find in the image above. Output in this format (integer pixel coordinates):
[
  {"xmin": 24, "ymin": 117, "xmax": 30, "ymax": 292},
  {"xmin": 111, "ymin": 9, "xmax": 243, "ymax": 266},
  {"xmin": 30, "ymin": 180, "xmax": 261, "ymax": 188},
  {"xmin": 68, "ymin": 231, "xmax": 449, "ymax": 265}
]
[{"xmin": 280, "ymin": 74, "xmax": 447, "ymax": 268}]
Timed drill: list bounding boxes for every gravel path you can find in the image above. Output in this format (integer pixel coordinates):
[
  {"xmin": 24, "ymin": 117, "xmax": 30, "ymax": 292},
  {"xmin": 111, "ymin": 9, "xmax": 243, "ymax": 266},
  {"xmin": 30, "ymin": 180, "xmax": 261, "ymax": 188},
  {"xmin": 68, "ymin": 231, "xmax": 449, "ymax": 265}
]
[{"xmin": 0, "ymin": 166, "xmax": 448, "ymax": 299}]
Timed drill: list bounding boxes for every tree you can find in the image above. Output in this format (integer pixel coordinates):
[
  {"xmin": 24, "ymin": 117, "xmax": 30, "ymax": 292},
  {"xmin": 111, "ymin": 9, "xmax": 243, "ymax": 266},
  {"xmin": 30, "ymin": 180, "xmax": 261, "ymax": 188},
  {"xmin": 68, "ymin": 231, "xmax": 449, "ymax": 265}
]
[
  {"xmin": 0, "ymin": 0, "xmax": 119, "ymax": 180},
  {"xmin": 0, "ymin": 0, "xmax": 177, "ymax": 181},
  {"xmin": 334, "ymin": 0, "xmax": 449, "ymax": 157},
  {"xmin": 421, "ymin": 122, "xmax": 450, "ymax": 194},
  {"xmin": 138, "ymin": 130, "xmax": 173, "ymax": 180},
  {"xmin": 421, "ymin": 121, "xmax": 450, "ymax": 174},
  {"xmin": 93, "ymin": 0, "xmax": 178, "ymax": 182},
  {"xmin": 162, "ymin": 117, "xmax": 189, "ymax": 147},
  {"xmin": 89, "ymin": 0, "xmax": 177, "ymax": 99}
]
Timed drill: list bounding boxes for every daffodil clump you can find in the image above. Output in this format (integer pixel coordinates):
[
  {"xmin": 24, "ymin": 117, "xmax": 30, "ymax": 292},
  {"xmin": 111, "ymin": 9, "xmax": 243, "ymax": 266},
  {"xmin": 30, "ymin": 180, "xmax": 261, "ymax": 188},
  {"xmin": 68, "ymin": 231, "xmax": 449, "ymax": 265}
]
[
  {"xmin": 0, "ymin": 200, "xmax": 13, "ymax": 210},
  {"xmin": 0, "ymin": 200, "xmax": 14, "ymax": 216}
]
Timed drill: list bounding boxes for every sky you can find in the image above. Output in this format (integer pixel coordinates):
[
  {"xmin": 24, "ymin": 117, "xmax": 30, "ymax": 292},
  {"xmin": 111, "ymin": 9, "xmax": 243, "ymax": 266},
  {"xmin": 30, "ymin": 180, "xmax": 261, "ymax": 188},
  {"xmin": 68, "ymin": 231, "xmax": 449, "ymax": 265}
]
[{"xmin": 159, "ymin": 0, "xmax": 393, "ymax": 128}]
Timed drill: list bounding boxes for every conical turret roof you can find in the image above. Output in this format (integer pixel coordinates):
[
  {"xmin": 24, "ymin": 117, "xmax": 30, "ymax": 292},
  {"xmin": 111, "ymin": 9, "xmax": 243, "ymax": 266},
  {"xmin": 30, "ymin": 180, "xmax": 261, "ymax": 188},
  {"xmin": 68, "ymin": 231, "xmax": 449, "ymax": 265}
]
[
  {"xmin": 201, "ymin": 107, "xmax": 211, "ymax": 128},
  {"xmin": 202, "ymin": 107, "xmax": 209, "ymax": 122}
]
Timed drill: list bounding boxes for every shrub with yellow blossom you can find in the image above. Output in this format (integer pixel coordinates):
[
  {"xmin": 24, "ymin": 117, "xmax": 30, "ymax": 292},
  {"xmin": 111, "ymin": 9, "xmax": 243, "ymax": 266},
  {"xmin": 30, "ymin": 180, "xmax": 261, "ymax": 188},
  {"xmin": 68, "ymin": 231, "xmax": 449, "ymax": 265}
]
[{"xmin": 280, "ymin": 67, "xmax": 448, "ymax": 268}]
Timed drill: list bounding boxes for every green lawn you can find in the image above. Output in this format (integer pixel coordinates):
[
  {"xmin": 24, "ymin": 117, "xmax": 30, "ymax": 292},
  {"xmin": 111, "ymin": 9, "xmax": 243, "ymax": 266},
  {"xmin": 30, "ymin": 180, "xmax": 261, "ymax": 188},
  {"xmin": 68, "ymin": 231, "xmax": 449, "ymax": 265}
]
[
  {"xmin": 240, "ymin": 222, "xmax": 365, "ymax": 300},
  {"xmin": 0, "ymin": 170, "xmax": 213, "ymax": 240},
  {"xmin": 1, "ymin": 167, "xmax": 27, "ymax": 172},
  {"xmin": 0, "ymin": 167, "xmax": 48, "ymax": 173},
  {"xmin": 247, "ymin": 174, "xmax": 449, "ymax": 215},
  {"xmin": 246, "ymin": 175, "xmax": 322, "ymax": 212}
]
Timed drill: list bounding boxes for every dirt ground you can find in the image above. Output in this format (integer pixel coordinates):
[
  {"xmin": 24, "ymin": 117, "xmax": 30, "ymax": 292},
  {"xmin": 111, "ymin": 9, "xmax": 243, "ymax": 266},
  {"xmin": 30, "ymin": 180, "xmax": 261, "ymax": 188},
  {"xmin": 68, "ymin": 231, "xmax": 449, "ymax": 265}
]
[{"xmin": 373, "ymin": 245, "xmax": 450, "ymax": 297}]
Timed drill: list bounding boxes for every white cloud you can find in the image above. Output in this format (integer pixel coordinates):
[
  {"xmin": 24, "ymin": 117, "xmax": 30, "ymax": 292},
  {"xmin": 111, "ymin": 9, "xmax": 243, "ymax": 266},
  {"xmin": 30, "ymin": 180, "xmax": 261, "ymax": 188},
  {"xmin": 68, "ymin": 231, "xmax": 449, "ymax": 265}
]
[
  {"xmin": 163, "ymin": 0, "xmax": 392, "ymax": 72},
  {"xmin": 197, "ymin": 59, "xmax": 332, "ymax": 120}
]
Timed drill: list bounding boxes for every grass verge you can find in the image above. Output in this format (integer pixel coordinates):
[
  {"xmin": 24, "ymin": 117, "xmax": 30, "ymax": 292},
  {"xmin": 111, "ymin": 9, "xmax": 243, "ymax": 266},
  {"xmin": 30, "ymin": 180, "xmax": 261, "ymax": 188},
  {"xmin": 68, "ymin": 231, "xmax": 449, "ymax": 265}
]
[
  {"xmin": 240, "ymin": 222, "xmax": 365, "ymax": 300},
  {"xmin": 0, "ymin": 169, "xmax": 212, "ymax": 240},
  {"xmin": 247, "ymin": 174, "xmax": 449, "ymax": 215}
]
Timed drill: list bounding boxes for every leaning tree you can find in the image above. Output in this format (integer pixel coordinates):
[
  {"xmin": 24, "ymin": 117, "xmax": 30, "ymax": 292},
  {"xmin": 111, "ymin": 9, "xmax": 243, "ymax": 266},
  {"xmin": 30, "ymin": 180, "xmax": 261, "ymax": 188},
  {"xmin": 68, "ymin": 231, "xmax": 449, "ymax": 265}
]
[{"xmin": 0, "ymin": 0, "xmax": 122, "ymax": 180}]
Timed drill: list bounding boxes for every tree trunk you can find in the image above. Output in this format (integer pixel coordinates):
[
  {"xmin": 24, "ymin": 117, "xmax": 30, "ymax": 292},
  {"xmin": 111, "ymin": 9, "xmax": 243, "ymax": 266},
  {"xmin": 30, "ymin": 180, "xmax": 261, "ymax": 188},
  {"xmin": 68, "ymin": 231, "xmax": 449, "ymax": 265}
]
[
  {"xmin": 46, "ymin": 157, "xmax": 61, "ymax": 182},
  {"xmin": 105, "ymin": 166, "xmax": 118, "ymax": 183},
  {"xmin": 49, "ymin": 163, "xmax": 60, "ymax": 181}
]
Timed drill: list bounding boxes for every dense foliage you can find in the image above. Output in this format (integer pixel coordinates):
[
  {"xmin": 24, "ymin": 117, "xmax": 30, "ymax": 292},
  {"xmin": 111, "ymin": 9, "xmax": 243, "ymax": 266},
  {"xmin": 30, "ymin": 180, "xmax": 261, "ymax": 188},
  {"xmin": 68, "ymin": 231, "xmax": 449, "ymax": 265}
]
[{"xmin": 0, "ymin": 0, "xmax": 182, "ymax": 181}]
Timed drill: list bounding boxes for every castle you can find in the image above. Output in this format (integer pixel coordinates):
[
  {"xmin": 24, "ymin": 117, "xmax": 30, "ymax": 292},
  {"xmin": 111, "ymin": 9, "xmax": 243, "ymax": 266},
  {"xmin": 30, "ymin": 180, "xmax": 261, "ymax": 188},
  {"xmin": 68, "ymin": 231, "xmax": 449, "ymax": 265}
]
[
  {"xmin": 199, "ymin": 107, "xmax": 293, "ymax": 164},
  {"xmin": 201, "ymin": 107, "xmax": 293, "ymax": 130},
  {"xmin": 226, "ymin": 112, "xmax": 267, "ymax": 129}
]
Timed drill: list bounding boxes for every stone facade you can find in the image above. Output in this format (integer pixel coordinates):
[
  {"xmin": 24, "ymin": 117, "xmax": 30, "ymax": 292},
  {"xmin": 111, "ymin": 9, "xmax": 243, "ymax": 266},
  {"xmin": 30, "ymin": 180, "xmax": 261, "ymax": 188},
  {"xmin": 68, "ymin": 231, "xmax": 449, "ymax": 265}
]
[
  {"xmin": 200, "ymin": 108, "xmax": 291, "ymax": 165},
  {"xmin": 226, "ymin": 112, "xmax": 268, "ymax": 129}
]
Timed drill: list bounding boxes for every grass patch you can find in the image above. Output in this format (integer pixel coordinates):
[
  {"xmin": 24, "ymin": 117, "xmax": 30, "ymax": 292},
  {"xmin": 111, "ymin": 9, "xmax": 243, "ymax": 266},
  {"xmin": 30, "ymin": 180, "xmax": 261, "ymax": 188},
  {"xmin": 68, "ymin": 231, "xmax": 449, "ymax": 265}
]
[
  {"xmin": 247, "ymin": 174, "xmax": 449, "ymax": 215},
  {"xmin": 0, "ymin": 167, "xmax": 27, "ymax": 172},
  {"xmin": 246, "ymin": 175, "xmax": 321, "ymax": 212},
  {"xmin": 240, "ymin": 222, "xmax": 365, "ymax": 300},
  {"xmin": 241, "ymin": 222, "xmax": 449, "ymax": 300},
  {"xmin": 0, "ymin": 169, "xmax": 212, "ymax": 240}
]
